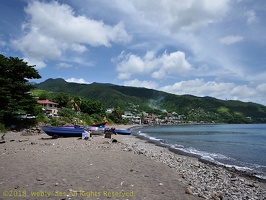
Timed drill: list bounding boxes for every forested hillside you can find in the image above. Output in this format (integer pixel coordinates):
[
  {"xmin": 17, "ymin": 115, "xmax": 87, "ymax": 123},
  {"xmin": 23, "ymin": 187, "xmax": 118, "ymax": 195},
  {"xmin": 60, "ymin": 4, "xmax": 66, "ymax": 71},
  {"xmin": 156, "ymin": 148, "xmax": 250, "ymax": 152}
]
[{"xmin": 35, "ymin": 78, "xmax": 266, "ymax": 123}]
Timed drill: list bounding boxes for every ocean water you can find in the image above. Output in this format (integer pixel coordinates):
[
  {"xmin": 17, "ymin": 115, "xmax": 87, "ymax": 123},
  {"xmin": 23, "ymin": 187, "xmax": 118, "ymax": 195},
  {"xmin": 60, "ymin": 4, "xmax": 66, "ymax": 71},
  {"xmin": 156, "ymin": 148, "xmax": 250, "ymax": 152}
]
[{"xmin": 133, "ymin": 124, "xmax": 266, "ymax": 179}]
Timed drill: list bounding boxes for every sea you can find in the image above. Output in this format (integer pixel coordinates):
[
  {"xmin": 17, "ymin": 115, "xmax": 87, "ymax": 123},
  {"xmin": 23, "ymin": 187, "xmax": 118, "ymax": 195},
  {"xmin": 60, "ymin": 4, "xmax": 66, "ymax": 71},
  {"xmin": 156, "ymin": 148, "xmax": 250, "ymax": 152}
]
[{"xmin": 132, "ymin": 124, "xmax": 266, "ymax": 180}]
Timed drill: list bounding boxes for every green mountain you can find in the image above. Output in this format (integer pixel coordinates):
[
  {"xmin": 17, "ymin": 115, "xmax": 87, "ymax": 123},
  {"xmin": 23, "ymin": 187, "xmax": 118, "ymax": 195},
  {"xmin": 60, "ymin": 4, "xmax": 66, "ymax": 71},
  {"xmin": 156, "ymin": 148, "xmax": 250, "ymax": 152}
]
[{"xmin": 35, "ymin": 78, "xmax": 266, "ymax": 123}]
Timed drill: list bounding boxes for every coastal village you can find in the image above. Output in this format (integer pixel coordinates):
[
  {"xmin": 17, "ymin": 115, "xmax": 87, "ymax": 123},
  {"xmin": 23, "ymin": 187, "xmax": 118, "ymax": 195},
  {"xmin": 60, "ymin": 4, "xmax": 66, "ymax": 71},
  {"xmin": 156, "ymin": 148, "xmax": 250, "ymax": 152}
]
[
  {"xmin": 1, "ymin": 75, "xmax": 265, "ymax": 200},
  {"xmin": 1, "ymin": 0, "xmax": 266, "ymax": 199},
  {"xmin": 1, "ymin": 103, "xmax": 266, "ymax": 200},
  {"xmin": 35, "ymin": 99, "xmax": 200, "ymax": 125}
]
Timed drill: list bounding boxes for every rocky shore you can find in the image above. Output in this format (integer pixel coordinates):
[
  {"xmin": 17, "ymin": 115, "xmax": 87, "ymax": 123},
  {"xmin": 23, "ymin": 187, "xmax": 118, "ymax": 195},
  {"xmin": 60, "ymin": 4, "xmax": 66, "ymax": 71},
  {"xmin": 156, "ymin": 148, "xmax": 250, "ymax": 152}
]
[
  {"xmin": 121, "ymin": 134, "xmax": 266, "ymax": 199},
  {"xmin": 0, "ymin": 125, "xmax": 265, "ymax": 199}
]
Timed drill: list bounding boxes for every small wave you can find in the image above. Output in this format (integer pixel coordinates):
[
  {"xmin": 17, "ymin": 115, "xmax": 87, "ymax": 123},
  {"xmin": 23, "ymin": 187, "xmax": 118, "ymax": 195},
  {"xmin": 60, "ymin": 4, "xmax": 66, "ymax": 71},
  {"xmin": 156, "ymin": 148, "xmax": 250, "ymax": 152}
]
[
  {"xmin": 200, "ymin": 156, "xmax": 228, "ymax": 166},
  {"xmin": 137, "ymin": 131, "xmax": 163, "ymax": 142},
  {"xmin": 173, "ymin": 146, "xmax": 232, "ymax": 161},
  {"xmin": 224, "ymin": 164, "xmax": 253, "ymax": 172},
  {"xmin": 170, "ymin": 144, "xmax": 184, "ymax": 149},
  {"xmin": 255, "ymin": 174, "xmax": 266, "ymax": 180},
  {"xmin": 172, "ymin": 146, "xmax": 265, "ymax": 175},
  {"xmin": 135, "ymin": 130, "xmax": 266, "ymax": 180},
  {"xmin": 176, "ymin": 147, "xmax": 266, "ymax": 180}
]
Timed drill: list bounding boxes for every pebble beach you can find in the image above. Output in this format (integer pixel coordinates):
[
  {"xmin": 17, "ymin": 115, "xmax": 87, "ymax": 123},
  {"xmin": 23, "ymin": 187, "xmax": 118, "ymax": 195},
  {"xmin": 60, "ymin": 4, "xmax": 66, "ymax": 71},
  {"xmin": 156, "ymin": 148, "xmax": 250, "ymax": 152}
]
[{"xmin": 0, "ymin": 125, "xmax": 265, "ymax": 200}]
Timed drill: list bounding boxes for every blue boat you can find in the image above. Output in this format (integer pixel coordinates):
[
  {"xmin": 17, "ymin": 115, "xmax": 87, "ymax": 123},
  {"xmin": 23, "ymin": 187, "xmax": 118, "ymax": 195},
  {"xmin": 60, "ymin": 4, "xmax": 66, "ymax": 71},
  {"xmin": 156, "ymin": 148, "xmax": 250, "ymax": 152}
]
[
  {"xmin": 41, "ymin": 125, "xmax": 131, "ymax": 138},
  {"xmin": 114, "ymin": 129, "xmax": 132, "ymax": 135},
  {"xmin": 41, "ymin": 125, "xmax": 84, "ymax": 138},
  {"xmin": 41, "ymin": 125, "xmax": 105, "ymax": 138}
]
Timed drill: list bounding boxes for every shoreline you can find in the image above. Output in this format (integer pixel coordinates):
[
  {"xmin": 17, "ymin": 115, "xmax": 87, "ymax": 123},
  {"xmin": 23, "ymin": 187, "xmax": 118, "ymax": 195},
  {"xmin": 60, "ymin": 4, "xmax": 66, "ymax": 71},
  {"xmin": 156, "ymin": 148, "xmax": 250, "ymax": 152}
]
[
  {"xmin": 130, "ymin": 124, "xmax": 266, "ymax": 180},
  {"xmin": 124, "ymin": 125, "xmax": 266, "ymax": 199},
  {"xmin": 0, "ymin": 125, "xmax": 265, "ymax": 199},
  {"xmin": 132, "ymin": 129, "xmax": 266, "ymax": 182},
  {"xmin": 91, "ymin": 124, "xmax": 266, "ymax": 198}
]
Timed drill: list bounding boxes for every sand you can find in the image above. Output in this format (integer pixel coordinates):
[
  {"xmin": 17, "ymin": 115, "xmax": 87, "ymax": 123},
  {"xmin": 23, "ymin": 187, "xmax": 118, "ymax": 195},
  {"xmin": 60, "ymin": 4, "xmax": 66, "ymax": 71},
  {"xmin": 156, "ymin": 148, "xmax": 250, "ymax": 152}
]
[{"xmin": 0, "ymin": 125, "xmax": 200, "ymax": 200}]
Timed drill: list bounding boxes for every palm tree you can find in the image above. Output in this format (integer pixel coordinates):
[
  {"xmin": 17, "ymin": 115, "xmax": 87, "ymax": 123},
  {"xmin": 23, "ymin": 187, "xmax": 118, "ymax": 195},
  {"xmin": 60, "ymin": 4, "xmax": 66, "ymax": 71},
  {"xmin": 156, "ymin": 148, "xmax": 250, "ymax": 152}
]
[
  {"xmin": 112, "ymin": 107, "xmax": 123, "ymax": 123},
  {"xmin": 71, "ymin": 97, "xmax": 81, "ymax": 113}
]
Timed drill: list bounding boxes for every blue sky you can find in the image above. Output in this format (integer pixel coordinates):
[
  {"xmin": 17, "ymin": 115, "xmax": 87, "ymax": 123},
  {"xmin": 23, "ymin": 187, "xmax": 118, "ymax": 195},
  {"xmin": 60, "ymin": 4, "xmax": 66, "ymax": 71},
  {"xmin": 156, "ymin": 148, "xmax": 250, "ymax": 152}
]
[{"xmin": 1, "ymin": 0, "xmax": 266, "ymax": 106}]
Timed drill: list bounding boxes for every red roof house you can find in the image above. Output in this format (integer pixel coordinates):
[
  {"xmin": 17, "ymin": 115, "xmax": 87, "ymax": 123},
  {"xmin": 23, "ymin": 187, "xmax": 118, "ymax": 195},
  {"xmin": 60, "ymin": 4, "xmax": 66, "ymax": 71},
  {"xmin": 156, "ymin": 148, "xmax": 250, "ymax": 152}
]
[{"xmin": 37, "ymin": 100, "xmax": 58, "ymax": 115}]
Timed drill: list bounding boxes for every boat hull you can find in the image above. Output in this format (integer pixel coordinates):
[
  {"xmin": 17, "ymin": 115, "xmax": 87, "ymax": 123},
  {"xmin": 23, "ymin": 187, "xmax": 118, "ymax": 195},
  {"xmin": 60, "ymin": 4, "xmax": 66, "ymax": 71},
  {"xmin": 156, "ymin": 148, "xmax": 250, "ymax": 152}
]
[
  {"xmin": 41, "ymin": 126, "xmax": 83, "ymax": 138},
  {"xmin": 114, "ymin": 129, "xmax": 132, "ymax": 135},
  {"xmin": 40, "ymin": 126, "xmax": 130, "ymax": 137},
  {"xmin": 90, "ymin": 122, "xmax": 107, "ymax": 127}
]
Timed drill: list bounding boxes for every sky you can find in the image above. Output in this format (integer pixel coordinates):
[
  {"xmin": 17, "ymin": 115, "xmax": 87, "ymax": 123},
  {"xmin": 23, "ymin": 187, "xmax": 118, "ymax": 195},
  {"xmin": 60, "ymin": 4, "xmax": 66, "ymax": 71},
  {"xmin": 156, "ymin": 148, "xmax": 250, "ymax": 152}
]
[{"xmin": 1, "ymin": 0, "xmax": 266, "ymax": 106}]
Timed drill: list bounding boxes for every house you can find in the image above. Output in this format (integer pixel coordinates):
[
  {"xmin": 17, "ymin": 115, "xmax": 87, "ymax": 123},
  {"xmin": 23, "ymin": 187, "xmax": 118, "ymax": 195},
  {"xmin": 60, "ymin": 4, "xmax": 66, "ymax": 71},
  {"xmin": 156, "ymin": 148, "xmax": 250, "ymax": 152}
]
[
  {"xmin": 124, "ymin": 111, "xmax": 133, "ymax": 116},
  {"xmin": 37, "ymin": 100, "xmax": 58, "ymax": 115},
  {"xmin": 106, "ymin": 108, "xmax": 114, "ymax": 113},
  {"xmin": 144, "ymin": 114, "xmax": 157, "ymax": 124}
]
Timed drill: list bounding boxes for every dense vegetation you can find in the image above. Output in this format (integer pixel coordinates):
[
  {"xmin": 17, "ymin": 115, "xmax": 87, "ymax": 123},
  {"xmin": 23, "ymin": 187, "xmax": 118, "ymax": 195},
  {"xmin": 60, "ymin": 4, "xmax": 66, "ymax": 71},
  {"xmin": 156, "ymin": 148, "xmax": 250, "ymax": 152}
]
[
  {"xmin": 0, "ymin": 54, "xmax": 41, "ymax": 130},
  {"xmin": 0, "ymin": 55, "xmax": 119, "ymax": 131},
  {"xmin": 36, "ymin": 78, "xmax": 266, "ymax": 124},
  {"xmin": 32, "ymin": 89, "xmax": 125, "ymax": 126},
  {"xmin": 1, "ymin": 53, "xmax": 266, "ymax": 132}
]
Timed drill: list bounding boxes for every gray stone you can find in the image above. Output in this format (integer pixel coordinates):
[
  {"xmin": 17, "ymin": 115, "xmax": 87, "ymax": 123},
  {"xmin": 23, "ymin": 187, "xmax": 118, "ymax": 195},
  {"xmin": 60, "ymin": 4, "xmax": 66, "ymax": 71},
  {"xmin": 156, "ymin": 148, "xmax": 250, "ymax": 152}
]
[
  {"xmin": 36, "ymin": 177, "xmax": 44, "ymax": 181},
  {"xmin": 185, "ymin": 187, "xmax": 193, "ymax": 195}
]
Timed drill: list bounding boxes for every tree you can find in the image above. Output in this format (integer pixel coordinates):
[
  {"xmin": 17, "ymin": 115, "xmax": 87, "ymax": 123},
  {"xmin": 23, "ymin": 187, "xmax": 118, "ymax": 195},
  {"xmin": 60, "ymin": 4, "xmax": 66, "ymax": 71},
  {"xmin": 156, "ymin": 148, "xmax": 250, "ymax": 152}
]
[
  {"xmin": 109, "ymin": 107, "xmax": 124, "ymax": 123},
  {"xmin": 70, "ymin": 96, "xmax": 81, "ymax": 113},
  {"xmin": 52, "ymin": 92, "xmax": 70, "ymax": 108},
  {"xmin": 80, "ymin": 99, "xmax": 106, "ymax": 116},
  {"xmin": 0, "ymin": 54, "xmax": 41, "ymax": 127},
  {"xmin": 58, "ymin": 107, "xmax": 76, "ymax": 118},
  {"xmin": 38, "ymin": 91, "xmax": 49, "ymax": 100}
]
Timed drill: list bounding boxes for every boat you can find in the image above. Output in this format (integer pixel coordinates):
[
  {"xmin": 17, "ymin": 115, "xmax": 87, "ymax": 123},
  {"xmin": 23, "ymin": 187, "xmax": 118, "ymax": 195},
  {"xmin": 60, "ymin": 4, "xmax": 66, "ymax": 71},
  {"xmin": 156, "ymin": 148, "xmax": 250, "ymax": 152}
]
[
  {"xmin": 87, "ymin": 126, "xmax": 105, "ymax": 135},
  {"xmin": 90, "ymin": 122, "xmax": 107, "ymax": 127},
  {"xmin": 41, "ymin": 125, "xmax": 83, "ymax": 138},
  {"xmin": 104, "ymin": 127, "xmax": 132, "ymax": 135},
  {"xmin": 41, "ymin": 125, "xmax": 105, "ymax": 138},
  {"xmin": 114, "ymin": 129, "xmax": 132, "ymax": 135}
]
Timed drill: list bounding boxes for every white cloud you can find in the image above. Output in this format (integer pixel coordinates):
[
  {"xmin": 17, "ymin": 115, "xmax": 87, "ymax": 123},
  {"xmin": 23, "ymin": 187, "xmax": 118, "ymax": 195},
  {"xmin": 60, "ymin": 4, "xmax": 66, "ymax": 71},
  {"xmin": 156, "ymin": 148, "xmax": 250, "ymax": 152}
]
[
  {"xmin": 152, "ymin": 51, "xmax": 191, "ymax": 79},
  {"xmin": 0, "ymin": 40, "xmax": 8, "ymax": 54},
  {"xmin": 124, "ymin": 79, "xmax": 157, "ymax": 89},
  {"xmin": 256, "ymin": 83, "xmax": 266, "ymax": 93},
  {"xmin": 245, "ymin": 10, "xmax": 257, "ymax": 25},
  {"xmin": 219, "ymin": 35, "xmax": 244, "ymax": 45},
  {"xmin": 114, "ymin": 0, "xmax": 230, "ymax": 33},
  {"xmin": 56, "ymin": 62, "xmax": 72, "ymax": 68},
  {"xmin": 71, "ymin": 44, "xmax": 87, "ymax": 53},
  {"xmin": 230, "ymin": 85, "xmax": 256, "ymax": 99},
  {"xmin": 159, "ymin": 79, "xmax": 266, "ymax": 105},
  {"xmin": 0, "ymin": 40, "xmax": 7, "ymax": 47},
  {"xmin": 11, "ymin": 1, "xmax": 131, "ymax": 68},
  {"xmin": 12, "ymin": 30, "xmax": 63, "ymax": 59},
  {"xmin": 66, "ymin": 78, "xmax": 89, "ymax": 84},
  {"xmin": 116, "ymin": 51, "xmax": 155, "ymax": 79},
  {"xmin": 160, "ymin": 79, "xmax": 234, "ymax": 97},
  {"xmin": 105, "ymin": 0, "xmax": 255, "ymax": 83},
  {"xmin": 116, "ymin": 50, "xmax": 192, "ymax": 80},
  {"xmin": 23, "ymin": 57, "xmax": 47, "ymax": 69}
]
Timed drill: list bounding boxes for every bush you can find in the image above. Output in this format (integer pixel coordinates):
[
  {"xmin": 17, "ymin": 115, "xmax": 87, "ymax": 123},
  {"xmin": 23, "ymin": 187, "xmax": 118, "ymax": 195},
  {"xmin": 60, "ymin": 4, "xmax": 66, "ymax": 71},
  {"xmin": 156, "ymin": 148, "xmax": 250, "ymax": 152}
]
[
  {"xmin": 0, "ymin": 124, "xmax": 8, "ymax": 132},
  {"xmin": 58, "ymin": 108, "xmax": 76, "ymax": 118}
]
